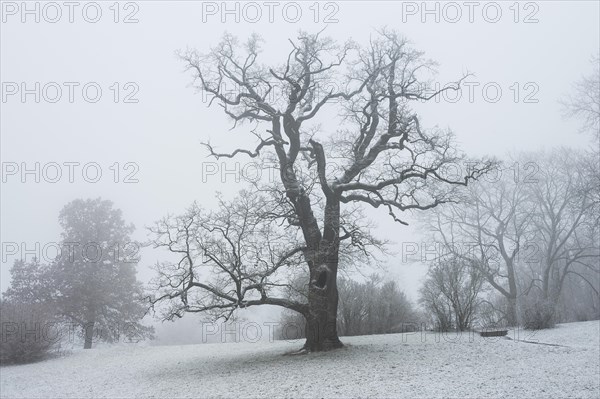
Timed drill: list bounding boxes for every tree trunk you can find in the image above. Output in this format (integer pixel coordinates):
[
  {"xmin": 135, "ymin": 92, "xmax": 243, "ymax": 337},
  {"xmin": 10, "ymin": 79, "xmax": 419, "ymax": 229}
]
[
  {"xmin": 303, "ymin": 269, "xmax": 343, "ymax": 351},
  {"xmin": 302, "ymin": 198, "xmax": 344, "ymax": 352},
  {"xmin": 83, "ymin": 319, "xmax": 95, "ymax": 349},
  {"xmin": 83, "ymin": 307, "xmax": 96, "ymax": 349},
  {"xmin": 506, "ymin": 296, "xmax": 518, "ymax": 327}
]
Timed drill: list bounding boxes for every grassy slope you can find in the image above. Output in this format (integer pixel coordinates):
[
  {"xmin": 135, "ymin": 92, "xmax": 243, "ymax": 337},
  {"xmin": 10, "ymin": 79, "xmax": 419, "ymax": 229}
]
[{"xmin": 1, "ymin": 320, "xmax": 599, "ymax": 398}]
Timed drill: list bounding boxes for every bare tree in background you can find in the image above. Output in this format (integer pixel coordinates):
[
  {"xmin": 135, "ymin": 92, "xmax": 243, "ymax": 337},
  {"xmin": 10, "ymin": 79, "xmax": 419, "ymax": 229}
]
[
  {"xmin": 419, "ymin": 256, "xmax": 485, "ymax": 331},
  {"xmin": 177, "ymin": 30, "xmax": 491, "ymax": 351},
  {"xmin": 562, "ymin": 55, "xmax": 600, "ymax": 222},
  {"xmin": 562, "ymin": 55, "xmax": 600, "ymax": 142},
  {"xmin": 557, "ymin": 61, "xmax": 600, "ymax": 321},
  {"xmin": 528, "ymin": 149, "xmax": 599, "ymax": 316},
  {"xmin": 424, "ymin": 166, "xmax": 533, "ymax": 326},
  {"xmin": 337, "ymin": 276, "xmax": 416, "ymax": 336},
  {"xmin": 419, "ymin": 274, "xmax": 454, "ymax": 332},
  {"xmin": 278, "ymin": 275, "xmax": 417, "ymax": 339},
  {"xmin": 424, "ymin": 150, "xmax": 600, "ymax": 328}
]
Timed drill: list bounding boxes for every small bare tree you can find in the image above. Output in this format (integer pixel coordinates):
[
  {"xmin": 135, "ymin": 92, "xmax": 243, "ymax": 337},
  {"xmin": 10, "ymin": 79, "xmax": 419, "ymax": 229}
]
[
  {"xmin": 337, "ymin": 276, "xmax": 416, "ymax": 336},
  {"xmin": 419, "ymin": 276, "xmax": 454, "ymax": 332},
  {"xmin": 420, "ymin": 256, "xmax": 485, "ymax": 331}
]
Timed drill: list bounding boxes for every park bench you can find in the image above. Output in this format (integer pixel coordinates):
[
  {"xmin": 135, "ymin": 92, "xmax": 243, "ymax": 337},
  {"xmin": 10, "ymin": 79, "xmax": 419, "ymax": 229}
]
[{"xmin": 479, "ymin": 330, "xmax": 509, "ymax": 337}]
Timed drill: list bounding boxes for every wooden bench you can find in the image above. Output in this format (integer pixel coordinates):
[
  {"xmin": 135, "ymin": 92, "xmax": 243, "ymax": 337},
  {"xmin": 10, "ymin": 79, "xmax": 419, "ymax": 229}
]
[{"xmin": 479, "ymin": 330, "xmax": 508, "ymax": 337}]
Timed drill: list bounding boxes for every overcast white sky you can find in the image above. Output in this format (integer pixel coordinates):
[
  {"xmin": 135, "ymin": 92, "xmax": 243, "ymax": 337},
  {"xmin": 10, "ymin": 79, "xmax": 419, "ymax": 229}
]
[{"xmin": 1, "ymin": 1, "xmax": 598, "ymax": 341}]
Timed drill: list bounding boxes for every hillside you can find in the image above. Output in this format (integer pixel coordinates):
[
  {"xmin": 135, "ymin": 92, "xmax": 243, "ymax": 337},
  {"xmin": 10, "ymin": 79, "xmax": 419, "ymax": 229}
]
[{"xmin": 2, "ymin": 321, "xmax": 599, "ymax": 398}]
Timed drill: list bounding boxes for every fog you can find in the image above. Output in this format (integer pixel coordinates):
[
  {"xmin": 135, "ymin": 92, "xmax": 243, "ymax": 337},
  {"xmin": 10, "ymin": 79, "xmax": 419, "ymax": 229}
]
[{"xmin": 1, "ymin": 1, "xmax": 598, "ymax": 345}]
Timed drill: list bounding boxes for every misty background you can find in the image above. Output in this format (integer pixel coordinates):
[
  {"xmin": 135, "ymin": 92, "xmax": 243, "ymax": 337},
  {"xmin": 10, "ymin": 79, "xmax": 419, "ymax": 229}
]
[{"xmin": 1, "ymin": 1, "xmax": 598, "ymax": 344}]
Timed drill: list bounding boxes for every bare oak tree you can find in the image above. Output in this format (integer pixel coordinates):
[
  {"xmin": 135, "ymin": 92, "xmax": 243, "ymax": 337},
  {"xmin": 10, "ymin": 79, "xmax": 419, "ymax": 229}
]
[{"xmin": 173, "ymin": 30, "xmax": 491, "ymax": 351}]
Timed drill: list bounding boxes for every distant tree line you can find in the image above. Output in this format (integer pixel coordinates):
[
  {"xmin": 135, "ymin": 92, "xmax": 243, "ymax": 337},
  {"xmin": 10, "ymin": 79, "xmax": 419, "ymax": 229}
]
[
  {"xmin": 419, "ymin": 57, "xmax": 600, "ymax": 331},
  {"xmin": 277, "ymin": 275, "xmax": 418, "ymax": 340},
  {"xmin": 419, "ymin": 148, "xmax": 599, "ymax": 332}
]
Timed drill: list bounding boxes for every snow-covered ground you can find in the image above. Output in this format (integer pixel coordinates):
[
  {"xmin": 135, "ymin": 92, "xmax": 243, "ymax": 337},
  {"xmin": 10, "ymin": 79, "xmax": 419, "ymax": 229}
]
[{"xmin": 2, "ymin": 320, "xmax": 599, "ymax": 398}]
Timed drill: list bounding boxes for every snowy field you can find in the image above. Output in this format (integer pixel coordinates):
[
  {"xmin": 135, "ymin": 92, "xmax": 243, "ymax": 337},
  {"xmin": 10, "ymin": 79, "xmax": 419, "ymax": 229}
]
[{"xmin": 1, "ymin": 320, "xmax": 599, "ymax": 399}]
